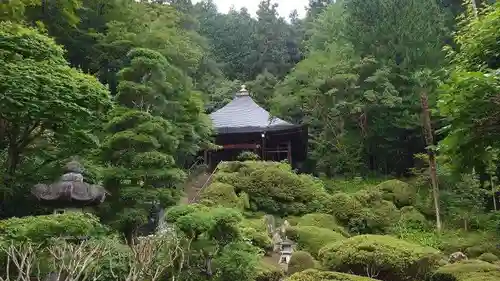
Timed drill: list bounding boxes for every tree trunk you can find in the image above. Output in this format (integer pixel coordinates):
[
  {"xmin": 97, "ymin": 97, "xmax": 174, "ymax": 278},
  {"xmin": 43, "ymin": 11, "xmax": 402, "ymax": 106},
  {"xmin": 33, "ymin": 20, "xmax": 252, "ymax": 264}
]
[
  {"xmin": 491, "ymin": 176, "xmax": 497, "ymax": 211},
  {"xmin": 420, "ymin": 92, "xmax": 442, "ymax": 232}
]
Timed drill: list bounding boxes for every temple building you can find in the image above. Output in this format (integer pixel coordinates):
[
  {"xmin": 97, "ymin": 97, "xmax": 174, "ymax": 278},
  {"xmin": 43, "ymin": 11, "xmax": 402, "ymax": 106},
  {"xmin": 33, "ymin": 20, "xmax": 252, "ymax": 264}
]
[{"xmin": 206, "ymin": 85, "xmax": 307, "ymax": 169}]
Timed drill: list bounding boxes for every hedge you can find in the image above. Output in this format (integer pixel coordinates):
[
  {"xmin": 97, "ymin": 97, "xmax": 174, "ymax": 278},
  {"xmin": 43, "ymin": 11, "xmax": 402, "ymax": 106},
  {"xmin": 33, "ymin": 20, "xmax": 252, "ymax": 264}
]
[
  {"xmin": 213, "ymin": 161, "xmax": 329, "ymax": 216},
  {"xmin": 296, "ymin": 213, "xmax": 349, "ymax": 237},
  {"xmin": 0, "ymin": 212, "xmax": 109, "ymax": 243},
  {"xmin": 428, "ymin": 260, "xmax": 500, "ymax": 281},
  {"xmin": 286, "ymin": 226, "xmax": 345, "ymax": 257},
  {"xmin": 319, "ymin": 235, "xmax": 441, "ymax": 281},
  {"xmin": 376, "ymin": 180, "xmax": 416, "ymax": 208},
  {"xmin": 288, "ymin": 251, "xmax": 316, "ymax": 274},
  {"xmin": 287, "ymin": 269, "xmax": 381, "ymax": 281}
]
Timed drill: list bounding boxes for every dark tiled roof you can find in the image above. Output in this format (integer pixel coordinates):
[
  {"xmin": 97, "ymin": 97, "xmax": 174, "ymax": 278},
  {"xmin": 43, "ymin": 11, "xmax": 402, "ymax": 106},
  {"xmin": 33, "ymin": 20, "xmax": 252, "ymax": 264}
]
[{"xmin": 210, "ymin": 86, "xmax": 298, "ymax": 134}]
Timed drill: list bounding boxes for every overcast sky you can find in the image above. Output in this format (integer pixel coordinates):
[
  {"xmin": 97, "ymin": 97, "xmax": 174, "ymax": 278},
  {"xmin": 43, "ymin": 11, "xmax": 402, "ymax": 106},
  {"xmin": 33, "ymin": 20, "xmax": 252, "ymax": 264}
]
[{"xmin": 192, "ymin": 0, "xmax": 309, "ymax": 19}]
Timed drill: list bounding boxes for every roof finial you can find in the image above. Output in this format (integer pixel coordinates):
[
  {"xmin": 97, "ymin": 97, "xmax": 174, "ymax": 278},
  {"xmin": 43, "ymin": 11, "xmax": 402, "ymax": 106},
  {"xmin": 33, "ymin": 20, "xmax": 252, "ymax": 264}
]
[{"xmin": 236, "ymin": 84, "xmax": 249, "ymax": 97}]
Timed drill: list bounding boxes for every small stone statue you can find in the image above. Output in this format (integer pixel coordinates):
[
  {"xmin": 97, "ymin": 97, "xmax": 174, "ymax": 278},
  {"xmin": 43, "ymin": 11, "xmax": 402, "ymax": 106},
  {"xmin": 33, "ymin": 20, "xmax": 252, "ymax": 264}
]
[{"xmin": 448, "ymin": 252, "xmax": 468, "ymax": 264}]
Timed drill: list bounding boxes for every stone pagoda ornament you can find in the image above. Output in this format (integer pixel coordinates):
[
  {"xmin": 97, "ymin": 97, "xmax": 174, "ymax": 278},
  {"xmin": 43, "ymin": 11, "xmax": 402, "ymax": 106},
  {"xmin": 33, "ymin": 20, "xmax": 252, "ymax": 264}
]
[{"xmin": 31, "ymin": 159, "xmax": 107, "ymax": 213}]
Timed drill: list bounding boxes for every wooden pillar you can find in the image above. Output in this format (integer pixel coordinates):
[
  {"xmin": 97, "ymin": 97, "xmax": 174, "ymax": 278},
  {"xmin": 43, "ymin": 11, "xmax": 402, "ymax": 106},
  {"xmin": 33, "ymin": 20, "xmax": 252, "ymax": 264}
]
[
  {"xmin": 287, "ymin": 140, "xmax": 292, "ymax": 164},
  {"xmin": 261, "ymin": 132, "xmax": 266, "ymax": 160},
  {"xmin": 204, "ymin": 150, "xmax": 208, "ymax": 165}
]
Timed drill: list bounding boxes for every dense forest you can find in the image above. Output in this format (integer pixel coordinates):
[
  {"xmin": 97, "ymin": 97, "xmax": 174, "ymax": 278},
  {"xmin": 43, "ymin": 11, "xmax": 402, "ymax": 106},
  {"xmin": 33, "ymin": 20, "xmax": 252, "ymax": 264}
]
[{"xmin": 0, "ymin": 0, "xmax": 500, "ymax": 281}]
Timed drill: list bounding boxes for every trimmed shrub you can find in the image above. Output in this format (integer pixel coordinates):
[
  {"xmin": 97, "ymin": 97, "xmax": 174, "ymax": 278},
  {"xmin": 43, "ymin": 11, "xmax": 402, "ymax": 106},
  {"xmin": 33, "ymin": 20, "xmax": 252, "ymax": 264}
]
[
  {"xmin": 347, "ymin": 200, "xmax": 399, "ymax": 235},
  {"xmin": 323, "ymin": 192, "xmax": 363, "ymax": 223},
  {"xmin": 437, "ymin": 231, "xmax": 499, "ymax": 256},
  {"xmin": 479, "ymin": 253, "xmax": 499, "ymax": 263},
  {"xmin": 199, "ymin": 182, "xmax": 242, "ymax": 209},
  {"xmin": 398, "ymin": 206, "xmax": 429, "ymax": 230},
  {"xmin": 214, "ymin": 161, "xmax": 329, "ymax": 216},
  {"xmin": 287, "ymin": 269, "xmax": 380, "ymax": 281},
  {"xmin": 319, "ymin": 235, "xmax": 441, "ymax": 281},
  {"xmin": 376, "ymin": 179, "xmax": 416, "ymax": 208},
  {"xmin": 165, "ymin": 203, "xmax": 208, "ymax": 223},
  {"xmin": 297, "ymin": 213, "xmax": 349, "ymax": 237},
  {"xmin": 324, "ymin": 192, "xmax": 399, "ymax": 234},
  {"xmin": 241, "ymin": 226, "xmax": 273, "ymax": 253},
  {"xmin": 0, "ymin": 212, "xmax": 109, "ymax": 243},
  {"xmin": 288, "ymin": 251, "xmax": 316, "ymax": 274},
  {"xmin": 286, "ymin": 226, "xmax": 345, "ymax": 257},
  {"xmin": 256, "ymin": 261, "xmax": 285, "ymax": 281},
  {"xmin": 428, "ymin": 260, "xmax": 500, "ymax": 281},
  {"xmin": 466, "ymin": 245, "xmax": 491, "ymax": 258}
]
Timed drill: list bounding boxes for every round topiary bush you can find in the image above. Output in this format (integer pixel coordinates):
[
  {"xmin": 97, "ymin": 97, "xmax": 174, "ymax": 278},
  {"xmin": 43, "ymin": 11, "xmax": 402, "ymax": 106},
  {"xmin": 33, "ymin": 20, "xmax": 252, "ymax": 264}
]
[
  {"xmin": 376, "ymin": 179, "xmax": 416, "ymax": 208},
  {"xmin": 287, "ymin": 269, "xmax": 380, "ymax": 281},
  {"xmin": 286, "ymin": 226, "xmax": 345, "ymax": 257},
  {"xmin": 346, "ymin": 200, "xmax": 399, "ymax": 235},
  {"xmin": 199, "ymin": 182, "xmax": 242, "ymax": 209},
  {"xmin": 323, "ymin": 192, "xmax": 363, "ymax": 223},
  {"xmin": 297, "ymin": 213, "xmax": 349, "ymax": 237},
  {"xmin": 466, "ymin": 245, "xmax": 490, "ymax": 258},
  {"xmin": 288, "ymin": 251, "xmax": 316, "ymax": 274},
  {"xmin": 318, "ymin": 235, "xmax": 441, "ymax": 281},
  {"xmin": 479, "ymin": 253, "xmax": 499, "ymax": 263},
  {"xmin": 428, "ymin": 260, "xmax": 500, "ymax": 281},
  {"xmin": 256, "ymin": 261, "xmax": 285, "ymax": 281}
]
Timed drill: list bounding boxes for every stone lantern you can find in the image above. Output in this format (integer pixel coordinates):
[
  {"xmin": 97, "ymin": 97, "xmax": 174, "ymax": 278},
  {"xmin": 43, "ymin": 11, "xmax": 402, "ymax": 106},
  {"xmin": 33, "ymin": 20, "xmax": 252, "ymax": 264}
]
[
  {"xmin": 278, "ymin": 238, "xmax": 295, "ymax": 264},
  {"xmin": 31, "ymin": 159, "xmax": 107, "ymax": 213}
]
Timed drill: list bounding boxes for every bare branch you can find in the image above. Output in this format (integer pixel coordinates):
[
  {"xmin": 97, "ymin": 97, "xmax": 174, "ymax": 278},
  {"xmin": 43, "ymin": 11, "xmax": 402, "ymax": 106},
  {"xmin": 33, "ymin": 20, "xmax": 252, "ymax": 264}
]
[
  {"xmin": 0, "ymin": 242, "xmax": 41, "ymax": 281},
  {"xmin": 46, "ymin": 240, "xmax": 109, "ymax": 281}
]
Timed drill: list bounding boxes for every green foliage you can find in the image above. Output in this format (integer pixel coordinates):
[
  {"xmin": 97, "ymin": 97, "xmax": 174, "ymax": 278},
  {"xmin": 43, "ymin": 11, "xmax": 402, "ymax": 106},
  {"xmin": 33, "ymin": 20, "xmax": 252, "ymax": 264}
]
[
  {"xmin": 438, "ymin": 2, "xmax": 500, "ymax": 172},
  {"xmin": 287, "ymin": 269, "xmax": 380, "ymax": 281},
  {"xmin": 240, "ymin": 226, "xmax": 272, "ymax": 252},
  {"xmin": 255, "ymin": 261, "xmax": 285, "ymax": 281},
  {"xmin": 213, "ymin": 161, "xmax": 328, "ymax": 216},
  {"xmin": 438, "ymin": 71, "xmax": 500, "ymax": 171},
  {"xmin": 99, "ymin": 46, "xmax": 202, "ymax": 237},
  {"xmin": 237, "ymin": 151, "xmax": 261, "ymax": 161},
  {"xmin": 199, "ymin": 182, "xmax": 242, "ymax": 209},
  {"xmin": 449, "ymin": 2, "xmax": 500, "ymax": 70},
  {"xmin": 0, "ymin": 213, "xmax": 109, "ymax": 243},
  {"xmin": 167, "ymin": 205, "xmax": 243, "ymax": 245},
  {"xmin": 343, "ymin": 0, "xmax": 447, "ymax": 70},
  {"xmin": 0, "ymin": 22, "xmax": 111, "ymax": 214},
  {"xmin": 239, "ymin": 217, "xmax": 272, "ymax": 252},
  {"xmin": 327, "ymin": 189, "xmax": 399, "ymax": 234},
  {"xmin": 323, "ymin": 192, "xmax": 364, "ymax": 223},
  {"xmin": 441, "ymin": 172, "xmax": 487, "ymax": 230},
  {"xmin": 436, "ymin": 230, "xmax": 500, "ymax": 256},
  {"xmin": 288, "ymin": 251, "xmax": 316, "ymax": 275},
  {"xmin": 95, "ymin": 239, "xmax": 132, "ymax": 281},
  {"xmin": 273, "ymin": 0, "xmax": 449, "ymax": 177},
  {"xmin": 213, "ymin": 241, "xmax": 261, "ymax": 281},
  {"xmin": 319, "ymin": 235, "xmax": 441, "ymax": 281},
  {"xmin": 429, "ymin": 260, "xmax": 500, "ymax": 281},
  {"xmin": 478, "ymin": 253, "xmax": 499, "ymax": 264},
  {"xmin": 286, "ymin": 226, "xmax": 345, "ymax": 257},
  {"xmin": 297, "ymin": 213, "xmax": 350, "ymax": 237},
  {"xmin": 323, "ymin": 177, "xmax": 385, "ymax": 194},
  {"xmin": 376, "ymin": 180, "xmax": 417, "ymax": 208},
  {"xmin": 397, "ymin": 206, "xmax": 430, "ymax": 231}
]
